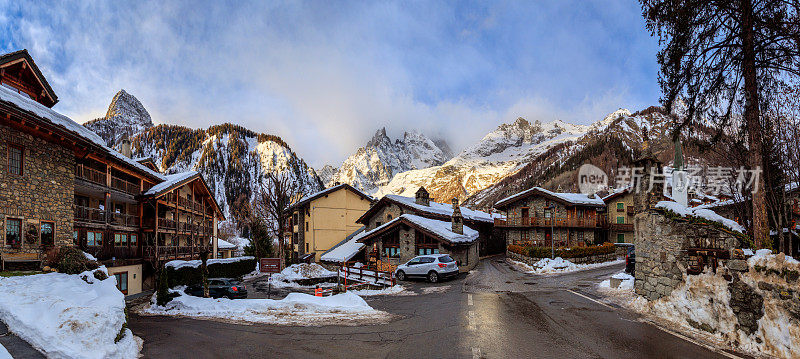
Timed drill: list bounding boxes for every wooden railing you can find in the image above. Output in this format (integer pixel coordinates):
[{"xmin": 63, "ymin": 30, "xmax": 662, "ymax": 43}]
[
  {"xmin": 610, "ymin": 223, "xmax": 634, "ymax": 232},
  {"xmin": 143, "ymin": 246, "xmax": 204, "ymax": 260},
  {"xmin": 158, "ymin": 218, "xmax": 176, "ymax": 229},
  {"xmin": 164, "ymin": 193, "xmax": 177, "ymax": 203},
  {"xmin": 110, "ymin": 176, "xmax": 139, "ymax": 195},
  {"xmin": 75, "ymin": 165, "xmax": 106, "ymax": 184},
  {"xmin": 494, "ymin": 216, "xmax": 607, "ymax": 228},
  {"xmin": 178, "ymin": 196, "xmax": 191, "ymax": 208},
  {"xmin": 73, "ymin": 205, "xmax": 105, "ymax": 223},
  {"xmin": 194, "ymin": 201, "xmax": 204, "ymax": 212},
  {"xmin": 111, "ymin": 212, "xmax": 139, "ymax": 227}
]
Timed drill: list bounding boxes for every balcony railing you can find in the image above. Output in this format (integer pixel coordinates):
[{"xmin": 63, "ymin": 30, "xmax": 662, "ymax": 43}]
[
  {"xmin": 73, "ymin": 205, "xmax": 105, "ymax": 223},
  {"xmin": 143, "ymin": 245, "xmax": 205, "ymax": 260},
  {"xmin": 178, "ymin": 196, "xmax": 191, "ymax": 208},
  {"xmin": 610, "ymin": 223, "xmax": 634, "ymax": 232},
  {"xmin": 495, "ymin": 216, "xmax": 607, "ymax": 228},
  {"xmin": 194, "ymin": 201, "xmax": 204, "ymax": 212},
  {"xmin": 75, "ymin": 165, "xmax": 106, "ymax": 184},
  {"xmin": 111, "ymin": 212, "xmax": 140, "ymax": 227},
  {"xmin": 158, "ymin": 218, "xmax": 177, "ymax": 229},
  {"xmin": 111, "ymin": 176, "xmax": 140, "ymax": 195},
  {"xmin": 164, "ymin": 193, "xmax": 177, "ymax": 203}
]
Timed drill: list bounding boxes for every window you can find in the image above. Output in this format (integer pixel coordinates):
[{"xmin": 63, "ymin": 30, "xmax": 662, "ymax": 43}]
[
  {"xmin": 616, "ymin": 202, "xmax": 624, "ymax": 210},
  {"xmin": 87, "ymin": 231, "xmax": 103, "ymax": 246},
  {"xmin": 8, "ymin": 144, "xmax": 23, "ymax": 175},
  {"xmin": 386, "ymin": 214, "xmax": 392, "ymax": 221},
  {"xmin": 73, "ymin": 230, "xmax": 79, "ymax": 245},
  {"xmin": 415, "ymin": 230, "xmax": 439, "ymax": 255},
  {"xmin": 5, "ymin": 218, "xmax": 21, "ymax": 247},
  {"xmin": 616, "ymin": 216, "xmax": 625, "ymax": 224},
  {"xmin": 114, "ymin": 233, "xmax": 122, "ymax": 245},
  {"xmin": 114, "ymin": 272, "xmax": 128, "ymax": 294},
  {"xmin": 130, "ymin": 234, "xmax": 137, "ymax": 246},
  {"xmin": 419, "ymin": 257, "xmax": 435, "ymax": 263},
  {"xmin": 305, "ymin": 243, "xmax": 309, "ymax": 252},
  {"xmin": 519, "ymin": 230, "xmax": 530, "ymax": 245},
  {"xmin": 383, "ymin": 232, "xmax": 399, "ymax": 258},
  {"xmin": 41, "ymin": 222, "xmax": 54, "ymax": 247},
  {"xmin": 438, "ymin": 255, "xmax": 454, "ymax": 263},
  {"xmin": 617, "ymin": 233, "xmax": 625, "ymax": 243}
]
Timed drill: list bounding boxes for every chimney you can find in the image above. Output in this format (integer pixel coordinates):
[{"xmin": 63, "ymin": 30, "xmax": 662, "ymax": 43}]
[
  {"xmin": 119, "ymin": 138, "xmax": 132, "ymax": 158},
  {"xmin": 451, "ymin": 197, "xmax": 463, "ymax": 235},
  {"xmin": 415, "ymin": 186, "xmax": 430, "ymax": 206}
]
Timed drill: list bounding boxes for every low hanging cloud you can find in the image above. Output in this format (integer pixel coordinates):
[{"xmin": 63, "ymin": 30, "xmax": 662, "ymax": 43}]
[{"xmin": 0, "ymin": 1, "xmax": 660, "ymax": 167}]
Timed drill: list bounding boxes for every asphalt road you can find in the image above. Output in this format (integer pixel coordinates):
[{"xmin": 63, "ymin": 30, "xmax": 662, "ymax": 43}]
[{"xmin": 129, "ymin": 257, "xmax": 736, "ymax": 359}]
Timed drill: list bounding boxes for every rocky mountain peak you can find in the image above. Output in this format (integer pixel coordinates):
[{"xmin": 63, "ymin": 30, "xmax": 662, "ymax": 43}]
[
  {"xmin": 84, "ymin": 89, "xmax": 154, "ymax": 147},
  {"xmin": 367, "ymin": 127, "xmax": 390, "ymax": 148}
]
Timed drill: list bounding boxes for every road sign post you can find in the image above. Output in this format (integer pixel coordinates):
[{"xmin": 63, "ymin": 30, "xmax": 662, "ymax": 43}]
[{"xmin": 260, "ymin": 258, "xmax": 281, "ymax": 299}]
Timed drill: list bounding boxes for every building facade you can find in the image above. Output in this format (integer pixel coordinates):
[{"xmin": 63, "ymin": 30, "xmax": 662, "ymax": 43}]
[
  {"xmin": 0, "ymin": 50, "xmax": 223, "ymax": 295},
  {"xmin": 603, "ymin": 188, "xmax": 635, "ymax": 243}
]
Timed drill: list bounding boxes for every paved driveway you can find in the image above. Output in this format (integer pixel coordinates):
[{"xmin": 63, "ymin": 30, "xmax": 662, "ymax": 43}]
[{"xmin": 129, "ymin": 256, "xmax": 741, "ymax": 358}]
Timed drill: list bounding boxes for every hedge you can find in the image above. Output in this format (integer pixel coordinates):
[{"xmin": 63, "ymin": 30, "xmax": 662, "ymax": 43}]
[
  {"xmin": 165, "ymin": 257, "xmax": 257, "ymax": 287},
  {"xmin": 508, "ymin": 242, "xmax": 615, "ymax": 259}
]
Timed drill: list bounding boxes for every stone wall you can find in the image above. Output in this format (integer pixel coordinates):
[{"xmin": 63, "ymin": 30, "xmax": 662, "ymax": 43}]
[
  {"xmin": 0, "ymin": 124, "xmax": 75, "ymax": 255},
  {"xmin": 634, "ymin": 209, "xmax": 743, "ymax": 301},
  {"xmin": 507, "ymin": 250, "xmax": 617, "ymax": 266}
]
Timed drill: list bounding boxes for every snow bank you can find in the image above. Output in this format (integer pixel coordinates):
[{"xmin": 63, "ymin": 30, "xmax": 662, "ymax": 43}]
[
  {"xmin": 508, "ymin": 257, "xmax": 623, "ymax": 274},
  {"xmin": 0, "ymin": 270, "xmax": 141, "ymax": 359},
  {"xmin": 0, "ymin": 344, "xmax": 11, "ymax": 359},
  {"xmin": 598, "ymin": 272, "xmax": 634, "ymax": 290},
  {"xmin": 140, "ymin": 291, "xmax": 390, "ymax": 326},
  {"xmin": 349, "ymin": 285, "xmax": 416, "ymax": 296},
  {"xmin": 656, "ymin": 201, "xmax": 745, "ymax": 233},
  {"xmin": 273, "ymin": 263, "xmax": 336, "ymax": 281},
  {"xmin": 165, "ymin": 256, "xmax": 255, "ymax": 269}
]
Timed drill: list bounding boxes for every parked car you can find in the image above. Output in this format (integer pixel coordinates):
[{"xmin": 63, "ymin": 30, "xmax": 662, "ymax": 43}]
[
  {"xmin": 395, "ymin": 254, "xmax": 459, "ymax": 283},
  {"xmin": 625, "ymin": 246, "xmax": 636, "ymax": 276},
  {"xmin": 185, "ymin": 278, "xmax": 248, "ymax": 299}
]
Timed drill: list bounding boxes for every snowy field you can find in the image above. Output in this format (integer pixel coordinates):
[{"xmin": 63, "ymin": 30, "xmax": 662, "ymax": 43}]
[
  {"xmin": 0, "ymin": 269, "xmax": 141, "ymax": 359},
  {"xmin": 508, "ymin": 257, "xmax": 624, "ymax": 274},
  {"xmin": 139, "ymin": 290, "xmax": 393, "ymax": 326},
  {"xmin": 597, "ymin": 250, "xmax": 799, "ymax": 359}
]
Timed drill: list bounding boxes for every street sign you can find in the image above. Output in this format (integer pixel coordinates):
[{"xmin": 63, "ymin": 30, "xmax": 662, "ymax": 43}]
[{"xmin": 259, "ymin": 258, "xmax": 281, "ymax": 273}]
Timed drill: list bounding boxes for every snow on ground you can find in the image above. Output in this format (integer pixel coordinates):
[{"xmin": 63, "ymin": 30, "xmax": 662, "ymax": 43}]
[
  {"xmin": 598, "ymin": 272, "xmax": 634, "ymax": 290},
  {"xmin": 0, "ymin": 270, "xmax": 141, "ymax": 359},
  {"xmin": 349, "ymin": 285, "xmax": 416, "ymax": 296},
  {"xmin": 139, "ymin": 290, "xmax": 392, "ymax": 326},
  {"xmin": 656, "ymin": 200, "xmax": 745, "ymax": 233},
  {"xmin": 0, "ymin": 343, "xmax": 11, "ymax": 359},
  {"xmin": 508, "ymin": 257, "xmax": 624, "ymax": 274},
  {"xmin": 421, "ymin": 285, "xmax": 451, "ymax": 294},
  {"xmin": 165, "ymin": 256, "xmax": 254, "ymax": 270},
  {"xmin": 262, "ymin": 263, "xmax": 338, "ymax": 288}
]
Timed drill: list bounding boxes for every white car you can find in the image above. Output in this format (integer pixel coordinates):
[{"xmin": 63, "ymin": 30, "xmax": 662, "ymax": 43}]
[{"xmin": 395, "ymin": 254, "xmax": 459, "ymax": 283}]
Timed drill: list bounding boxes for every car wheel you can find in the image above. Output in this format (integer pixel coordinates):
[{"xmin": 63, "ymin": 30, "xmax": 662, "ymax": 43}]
[
  {"xmin": 428, "ymin": 271, "xmax": 439, "ymax": 283},
  {"xmin": 396, "ymin": 270, "xmax": 406, "ymax": 281}
]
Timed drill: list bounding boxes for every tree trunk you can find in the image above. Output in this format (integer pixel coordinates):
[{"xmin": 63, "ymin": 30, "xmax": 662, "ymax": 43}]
[{"xmin": 740, "ymin": 0, "xmax": 770, "ymax": 249}]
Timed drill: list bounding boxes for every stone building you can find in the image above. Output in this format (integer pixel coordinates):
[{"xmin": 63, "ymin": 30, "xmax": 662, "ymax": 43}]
[
  {"xmin": 602, "ymin": 187, "xmax": 635, "ymax": 243},
  {"xmin": 352, "ymin": 187, "xmax": 499, "ymax": 272},
  {"xmin": 0, "ymin": 50, "xmax": 224, "ymax": 295},
  {"xmin": 493, "ymin": 187, "xmax": 607, "ymax": 247},
  {"xmin": 285, "ymin": 183, "xmax": 373, "ymax": 262}
]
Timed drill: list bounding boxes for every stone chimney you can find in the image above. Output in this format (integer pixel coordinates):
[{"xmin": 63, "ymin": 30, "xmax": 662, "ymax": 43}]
[
  {"xmin": 415, "ymin": 186, "xmax": 430, "ymax": 206},
  {"xmin": 119, "ymin": 138, "xmax": 132, "ymax": 158},
  {"xmin": 451, "ymin": 197, "xmax": 463, "ymax": 235}
]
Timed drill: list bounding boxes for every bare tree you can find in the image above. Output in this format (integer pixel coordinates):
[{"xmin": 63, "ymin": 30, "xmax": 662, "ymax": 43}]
[{"xmin": 252, "ymin": 171, "xmax": 308, "ymax": 266}]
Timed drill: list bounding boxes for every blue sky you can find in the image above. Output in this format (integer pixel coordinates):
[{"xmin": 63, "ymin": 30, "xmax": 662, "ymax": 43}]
[{"xmin": 0, "ymin": 1, "xmax": 661, "ymax": 167}]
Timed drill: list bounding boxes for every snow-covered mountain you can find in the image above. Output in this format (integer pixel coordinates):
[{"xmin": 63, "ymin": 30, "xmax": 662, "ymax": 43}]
[
  {"xmin": 373, "ymin": 117, "xmax": 591, "ymax": 203},
  {"xmin": 83, "ymin": 91, "xmax": 324, "ymax": 222},
  {"xmin": 325, "ymin": 128, "xmax": 453, "ymax": 192},
  {"xmin": 84, "ymin": 89, "xmax": 154, "ymax": 146}
]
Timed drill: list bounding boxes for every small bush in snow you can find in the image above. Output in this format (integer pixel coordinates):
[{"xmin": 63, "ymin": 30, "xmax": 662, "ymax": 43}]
[
  {"xmin": 165, "ymin": 257, "xmax": 257, "ymax": 287},
  {"xmin": 55, "ymin": 247, "xmax": 98, "ymax": 274}
]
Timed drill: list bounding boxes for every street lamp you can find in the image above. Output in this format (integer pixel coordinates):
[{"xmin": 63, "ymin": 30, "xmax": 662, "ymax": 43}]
[{"xmin": 545, "ymin": 205, "xmax": 556, "ymax": 259}]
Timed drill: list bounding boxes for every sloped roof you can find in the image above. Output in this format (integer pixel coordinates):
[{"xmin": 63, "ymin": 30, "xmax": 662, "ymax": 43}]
[
  {"xmin": 143, "ymin": 171, "xmax": 225, "ymax": 219},
  {"xmin": 287, "ymin": 183, "xmax": 372, "ymax": 211},
  {"xmin": 320, "ymin": 227, "xmax": 366, "ymax": 263},
  {"xmin": 602, "ymin": 186, "xmax": 632, "ymax": 202},
  {"xmin": 356, "ymin": 214, "xmax": 479, "ymax": 246},
  {"xmin": 356, "ymin": 194, "xmax": 500, "ymax": 225},
  {"xmin": 0, "ymin": 49, "xmax": 58, "ymax": 106},
  {"xmin": 495, "ymin": 187, "xmax": 605, "ymax": 209}
]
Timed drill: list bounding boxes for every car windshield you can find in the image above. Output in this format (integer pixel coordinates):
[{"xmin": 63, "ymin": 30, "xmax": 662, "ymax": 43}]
[{"xmin": 438, "ymin": 255, "xmax": 455, "ymax": 263}]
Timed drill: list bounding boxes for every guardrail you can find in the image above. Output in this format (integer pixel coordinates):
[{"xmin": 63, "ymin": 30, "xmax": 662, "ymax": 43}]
[{"xmin": 338, "ymin": 266, "xmax": 395, "ymax": 287}]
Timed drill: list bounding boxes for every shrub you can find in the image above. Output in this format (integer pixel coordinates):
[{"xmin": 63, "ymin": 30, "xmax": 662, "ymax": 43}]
[
  {"xmin": 165, "ymin": 257, "xmax": 257, "ymax": 287},
  {"xmin": 507, "ymin": 244, "xmax": 527, "ymax": 255},
  {"xmin": 156, "ymin": 270, "xmax": 171, "ymax": 306},
  {"xmin": 57, "ymin": 247, "xmax": 91, "ymax": 274}
]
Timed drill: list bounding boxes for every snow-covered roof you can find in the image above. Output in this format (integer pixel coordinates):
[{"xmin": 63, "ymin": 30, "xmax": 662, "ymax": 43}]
[
  {"xmin": 320, "ymin": 227, "xmax": 367, "ymax": 263},
  {"xmin": 165, "ymin": 256, "xmax": 255, "ymax": 269},
  {"xmin": 495, "ymin": 187, "xmax": 605, "ymax": 209},
  {"xmin": 655, "ymin": 201, "xmax": 745, "ymax": 233},
  {"xmin": 0, "ymin": 85, "xmax": 165, "ymax": 181},
  {"xmin": 602, "ymin": 185, "xmax": 632, "ymax": 202},
  {"xmin": 356, "ymin": 214, "xmax": 479, "ymax": 245},
  {"xmin": 383, "ymin": 194, "xmax": 499, "ymax": 223},
  {"xmin": 143, "ymin": 171, "xmax": 199, "ymax": 196},
  {"xmin": 217, "ymin": 239, "xmax": 236, "ymax": 249}
]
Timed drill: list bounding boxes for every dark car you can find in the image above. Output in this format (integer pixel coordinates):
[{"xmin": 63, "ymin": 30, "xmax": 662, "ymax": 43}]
[
  {"xmin": 185, "ymin": 278, "xmax": 248, "ymax": 299},
  {"xmin": 625, "ymin": 246, "xmax": 636, "ymax": 275}
]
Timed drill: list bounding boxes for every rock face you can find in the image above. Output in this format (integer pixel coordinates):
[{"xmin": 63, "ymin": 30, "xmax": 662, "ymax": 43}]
[
  {"xmin": 325, "ymin": 128, "xmax": 453, "ymax": 192},
  {"xmin": 84, "ymin": 90, "xmax": 154, "ymax": 147}
]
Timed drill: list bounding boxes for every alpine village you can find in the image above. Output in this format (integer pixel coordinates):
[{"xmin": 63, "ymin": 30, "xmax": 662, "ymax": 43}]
[{"xmin": 1, "ymin": 2, "xmax": 800, "ymax": 359}]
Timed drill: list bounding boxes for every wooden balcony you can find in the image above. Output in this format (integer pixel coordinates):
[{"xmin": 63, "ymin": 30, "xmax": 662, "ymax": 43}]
[
  {"xmin": 73, "ymin": 205, "xmax": 105, "ymax": 223},
  {"xmin": 83, "ymin": 245, "xmax": 140, "ymax": 261},
  {"xmin": 610, "ymin": 223, "xmax": 634, "ymax": 232},
  {"xmin": 178, "ymin": 196, "xmax": 191, "ymax": 208},
  {"xmin": 110, "ymin": 212, "xmax": 140, "ymax": 227},
  {"xmin": 111, "ymin": 176, "xmax": 140, "ymax": 195},
  {"xmin": 75, "ymin": 165, "xmax": 106, "ymax": 184},
  {"xmin": 158, "ymin": 218, "xmax": 177, "ymax": 230},
  {"xmin": 495, "ymin": 216, "xmax": 607, "ymax": 229},
  {"xmin": 143, "ymin": 245, "xmax": 205, "ymax": 261}
]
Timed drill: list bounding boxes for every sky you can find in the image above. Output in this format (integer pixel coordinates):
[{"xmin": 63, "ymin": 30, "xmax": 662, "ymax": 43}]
[{"xmin": 0, "ymin": 1, "xmax": 661, "ymax": 167}]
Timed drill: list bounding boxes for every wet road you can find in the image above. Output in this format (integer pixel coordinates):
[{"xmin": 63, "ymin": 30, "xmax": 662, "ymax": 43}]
[{"xmin": 129, "ymin": 256, "xmax": 736, "ymax": 358}]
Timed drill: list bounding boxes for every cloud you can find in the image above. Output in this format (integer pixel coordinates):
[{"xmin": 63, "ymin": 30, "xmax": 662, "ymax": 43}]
[{"xmin": 0, "ymin": 0, "xmax": 660, "ymax": 167}]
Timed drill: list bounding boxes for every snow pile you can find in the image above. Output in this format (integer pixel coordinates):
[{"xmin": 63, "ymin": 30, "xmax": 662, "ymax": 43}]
[
  {"xmin": 656, "ymin": 200, "xmax": 745, "ymax": 233},
  {"xmin": 349, "ymin": 285, "xmax": 416, "ymax": 296},
  {"xmin": 509, "ymin": 257, "xmax": 623, "ymax": 274},
  {"xmin": 165, "ymin": 256, "xmax": 254, "ymax": 269},
  {"xmin": 0, "ymin": 343, "xmax": 10, "ymax": 359},
  {"xmin": 273, "ymin": 263, "xmax": 336, "ymax": 281},
  {"xmin": 598, "ymin": 272, "xmax": 634, "ymax": 290},
  {"xmin": 0, "ymin": 270, "xmax": 141, "ymax": 359},
  {"xmin": 141, "ymin": 291, "xmax": 390, "ymax": 326}
]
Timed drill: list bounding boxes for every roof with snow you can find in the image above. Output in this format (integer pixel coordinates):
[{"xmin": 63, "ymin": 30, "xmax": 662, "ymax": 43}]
[
  {"xmin": 655, "ymin": 201, "xmax": 745, "ymax": 233},
  {"xmin": 0, "ymin": 83, "xmax": 165, "ymax": 182},
  {"xmin": 320, "ymin": 227, "xmax": 367, "ymax": 263},
  {"xmin": 495, "ymin": 187, "xmax": 605, "ymax": 209},
  {"xmin": 288, "ymin": 183, "xmax": 373, "ymax": 211},
  {"xmin": 357, "ymin": 194, "xmax": 499, "ymax": 225},
  {"xmin": 0, "ymin": 49, "xmax": 58, "ymax": 106},
  {"xmin": 217, "ymin": 239, "xmax": 236, "ymax": 249},
  {"xmin": 143, "ymin": 171, "xmax": 225, "ymax": 219},
  {"xmin": 602, "ymin": 186, "xmax": 632, "ymax": 202},
  {"xmin": 356, "ymin": 214, "xmax": 479, "ymax": 246}
]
